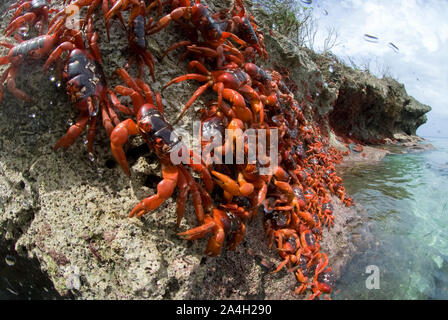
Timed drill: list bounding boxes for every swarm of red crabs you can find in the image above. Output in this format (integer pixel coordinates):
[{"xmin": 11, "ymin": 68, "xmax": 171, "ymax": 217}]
[{"xmin": 0, "ymin": 0, "xmax": 354, "ymax": 299}]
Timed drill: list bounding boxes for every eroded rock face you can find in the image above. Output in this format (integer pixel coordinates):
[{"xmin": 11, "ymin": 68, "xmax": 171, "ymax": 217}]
[
  {"xmin": 0, "ymin": 0, "xmax": 429, "ymax": 299},
  {"xmin": 306, "ymin": 51, "xmax": 431, "ymax": 143},
  {"xmin": 248, "ymin": 9, "xmax": 431, "ymax": 145}
]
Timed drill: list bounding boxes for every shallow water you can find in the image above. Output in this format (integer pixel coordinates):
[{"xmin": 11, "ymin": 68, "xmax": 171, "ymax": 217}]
[{"xmin": 333, "ymin": 137, "xmax": 448, "ymax": 300}]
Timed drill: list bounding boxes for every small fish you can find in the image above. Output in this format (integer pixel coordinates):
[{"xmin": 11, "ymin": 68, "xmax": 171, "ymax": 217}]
[
  {"xmin": 364, "ymin": 34, "xmax": 379, "ymax": 43},
  {"xmin": 388, "ymin": 42, "xmax": 399, "ymax": 52}
]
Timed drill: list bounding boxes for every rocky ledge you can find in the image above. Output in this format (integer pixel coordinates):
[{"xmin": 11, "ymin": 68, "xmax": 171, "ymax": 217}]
[{"xmin": 0, "ymin": 0, "xmax": 431, "ymax": 299}]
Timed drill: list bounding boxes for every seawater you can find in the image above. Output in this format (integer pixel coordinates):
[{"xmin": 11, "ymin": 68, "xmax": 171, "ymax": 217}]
[{"xmin": 333, "ymin": 137, "xmax": 448, "ymax": 300}]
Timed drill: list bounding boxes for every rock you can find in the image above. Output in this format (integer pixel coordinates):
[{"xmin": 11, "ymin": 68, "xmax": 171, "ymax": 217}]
[
  {"xmin": 306, "ymin": 51, "xmax": 431, "ymax": 143},
  {"xmin": 339, "ymin": 145, "xmax": 390, "ymax": 166},
  {"xmin": 0, "ymin": 0, "xmax": 430, "ymax": 300}
]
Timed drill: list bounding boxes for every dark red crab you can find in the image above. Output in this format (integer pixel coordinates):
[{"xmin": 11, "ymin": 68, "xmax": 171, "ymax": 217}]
[
  {"xmin": 4, "ymin": 0, "xmax": 52, "ymax": 37},
  {"xmin": 0, "ymin": 19, "xmax": 65, "ymax": 103},
  {"xmin": 178, "ymin": 205, "xmax": 247, "ymax": 257},
  {"xmin": 115, "ymin": 0, "xmax": 156, "ymax": 80},
  {"xmin": 163, "ymin": 60, "xmax": 263, "ymax": 124},
  {"xmin": 109, "ymin": 68, "xmax": 213, "ymax": 225},
  {"xmin": 147, "ymin": 0, "xmax": 247, "ymax": 63},
  {"xmin": 43, "ymin": 18, "xmax": 120, "ymax": 152}
]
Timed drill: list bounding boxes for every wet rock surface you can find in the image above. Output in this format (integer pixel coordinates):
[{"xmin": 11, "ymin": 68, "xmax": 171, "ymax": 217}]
[{"xmin": 0, "ymin": 0, "xmax": 430, "ymax": 299}]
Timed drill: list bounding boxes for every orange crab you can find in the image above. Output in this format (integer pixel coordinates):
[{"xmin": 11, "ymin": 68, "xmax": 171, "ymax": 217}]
[{"xmin": 109, "ymin": 68, "xmax": 213, "ymax": 224}]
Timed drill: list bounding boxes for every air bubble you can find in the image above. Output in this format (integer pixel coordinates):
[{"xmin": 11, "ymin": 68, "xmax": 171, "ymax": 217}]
[
  {"xmin": 29, "ymin": 113, "xmax": 36, "ymax": 118},
  {"xmin": 5, "ymin": 255, "xmax": 16, "ymax": 266},
  {"xmin": 329, "ymin": 65, "xmax": 334, "ymax": 73},
  {"xmin": 67, "ymin": 119, "xmax": 74, "ymax": 126},
  {"xmin": 88, "ymin": 152, "xmax": 95, "ymax": 162},
  {"xmin": 6, "ymin": 287, "xmax": 18, "ymax": 295},
  {"xmin": 49, "ymin": 76, "xmax": 56, "ymax": 82},
  {"xmin": 18, "ymin": 26, "xmax": 29, "ymax": 38},
  {"xmin": 56, "ymin": 81, "xmax": 62, "ymax": 88}
]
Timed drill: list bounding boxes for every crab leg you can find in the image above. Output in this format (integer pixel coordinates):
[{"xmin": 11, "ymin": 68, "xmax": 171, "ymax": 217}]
[
  {"xmin": 175, "ymin": 82, "xmax": 210, "ymax": 123},
  {"xmin": 110, "ymin": 118, "xmax": 140, "ymax": 175},
  {"xmin": 5, "ymin": 12, "xmax": 37, "ymax": 37},
  {"xmin": 179, "ymin": 166, "xmax": 206, "ymax": 224},
  {"xmin": 175, "ymin": 167, "xmax": 189, "ymax": 226},
  {"xmin": 178, "ymin": 215, "xmax": 215, "ymax": 241},
  {"xmin": 129, "ymin": 163, "xmax": 179, "ymax": 218},
  {"xmin": 6, "ymin": 66, "xmax": 32, "ymax": 102},
  {"xmin": 54, "ymin": 110, "xmax": 89, "ymax": 151}
]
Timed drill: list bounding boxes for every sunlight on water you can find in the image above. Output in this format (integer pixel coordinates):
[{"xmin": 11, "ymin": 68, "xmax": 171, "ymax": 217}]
[{"xmin": 333, "ymin": 137, "xmax": 448, "ymax": 299}]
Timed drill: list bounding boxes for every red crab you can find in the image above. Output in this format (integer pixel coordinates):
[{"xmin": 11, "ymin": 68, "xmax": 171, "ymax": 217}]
[
  {"xmin": 308, "ymin": 253, "xmax": 334, "ymax": 300},
  {"xmin": 123, "ymin": 1, "xmax": 156, "ymax": 80},
  {"xmin": 147, "ymin": 0, "xmax": 246, "ymax": 47},
  {"xmin": 50, "ymin": 0, "xmax": 119, "ymax": 40},
  {"xmin": 224, "ymin": 0, "xmax": 268, "ymax": 59},
  {"xmin": 4, "ymin": 0, "xmax": 52, "ymax": 37},
  {"xmin": 43, "ymin": 18, "xmax": 119, "ymax": 152},
  {"xmin": 177, "ymin": 206, "xmax": 247, "ymax": 256},
  {"xmin": 268, "ymin": 228, "xmax": 301, "ymax": 273},
  {"xmin": 109, "ymin": 68, "xmax": 213, "ymax": 224},
  {"xmin": 163, "ymin": 60, "xmax": 263, "ymax": 124},
  {"xmin": 274, "ymin": 181, "xmax": 316, "ymax": 229},
  {"xmin": 319, "ymin": 199, "xmax": 334, "ymax": 228},
  {"xmin": 0, "ymin": 19, "xmax": 65, "ymax": 103}
]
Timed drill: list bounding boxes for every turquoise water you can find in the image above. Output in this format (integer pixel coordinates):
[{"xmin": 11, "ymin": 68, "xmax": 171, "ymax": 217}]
[{"xmin": 333, "ymin": 137, "xmax": 448, "ymax": 300}]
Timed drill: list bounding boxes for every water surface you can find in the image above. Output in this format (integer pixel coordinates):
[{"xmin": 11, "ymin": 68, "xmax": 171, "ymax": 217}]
[{"xmin": 333, "ymin": 137, "xmax": 448, "ymax": 299}]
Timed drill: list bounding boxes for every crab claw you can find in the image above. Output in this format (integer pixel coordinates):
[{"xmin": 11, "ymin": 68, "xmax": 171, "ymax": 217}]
[
  {"xmin": 212, "ymin": 171, "xmax": 240, "ymax": 196},
  {"xmin": 275, "ymin": 181, "xmax": 294, "ymax": 195},
  {"xmin": 129, "ymin": 164, "xmax": 179, "ymax": 218},
  {"xmin": 238, "ymin": 172, "xmax": 254, "ymax": 196},
  {"xmin": 177, "ymin": 215, "xmax": 215, "ymax": 240},
  {"xmin": 273, "ymin": 166, "xmax": 289, "ymax": 181},
  {"xmin": 147, "ymin": 6, "xmax": 188, "ymax": 35}
]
